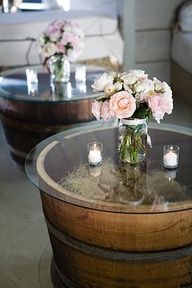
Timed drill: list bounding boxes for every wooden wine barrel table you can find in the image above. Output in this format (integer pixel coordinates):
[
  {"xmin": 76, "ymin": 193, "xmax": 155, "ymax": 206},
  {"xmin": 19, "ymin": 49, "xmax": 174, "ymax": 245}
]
[
  {"xmin": 25, "ymin": 123, "xmax": 192, "ymax": 288},
  {"xmin": 0, "ymin": 65, "xmax": 102, "ymax": 165}
]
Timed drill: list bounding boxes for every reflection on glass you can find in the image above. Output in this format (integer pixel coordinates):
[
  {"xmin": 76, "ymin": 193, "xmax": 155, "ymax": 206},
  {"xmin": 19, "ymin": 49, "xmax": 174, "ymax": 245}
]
[
  {"xmin": 60, "ymin": 159, "xmax": 187, "ymax": 212},
  {"xmin": 76, "ymin": 81, "xmax": 87, "ymax": 93},
  {"xmin": 2, "ymin": 0, "xmax": 15, "ymax": 13},
  {"xmin": 89, "ymin": 165, "xmax": 102, "ymax": 178},
  {"xmin": 75, "ymin": 66, "xmax": 86, "ymax": 82},
  {"xmin": 164, "ymin": 168, "xmax": 177, "ymax": 181},
  {"xmin": 26, "ymin": 68, "xmax": 38, "ymax": 96},
  {"xmin": 57, "ymin": 0, "xmax": 70, "ymax": 11},
  {"xmin": 51, "ymin": 82, "xmax": 72, "ymax": 100}
]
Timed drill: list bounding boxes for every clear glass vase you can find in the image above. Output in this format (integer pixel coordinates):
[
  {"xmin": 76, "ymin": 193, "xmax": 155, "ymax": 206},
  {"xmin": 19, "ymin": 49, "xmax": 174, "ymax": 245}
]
[
  {"xmin": 118, "ymin": 118, "xmax": 148, "ymax": 164},
  {"xmin": 48, "ymin": 54, "xmax": 70, "ymax": 83}
]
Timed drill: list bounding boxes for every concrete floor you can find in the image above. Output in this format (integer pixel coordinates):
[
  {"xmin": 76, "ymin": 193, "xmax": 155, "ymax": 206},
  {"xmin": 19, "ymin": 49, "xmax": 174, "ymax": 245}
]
[
  {"xmin": 0, "ymin": 126, "xmax": 53, "ymax": 287},
  {"xmin": 0, "ymin": 97, "xmax": 191, "ymax": 288}
]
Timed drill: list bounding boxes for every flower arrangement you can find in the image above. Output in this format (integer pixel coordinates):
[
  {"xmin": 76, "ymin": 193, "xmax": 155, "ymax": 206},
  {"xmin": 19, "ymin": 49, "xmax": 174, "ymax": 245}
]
[
  {"xmin": 39, "ymin": 19, "xmax": 84, "ymax": 65},
  {"xmin": 92, "ymin": 70, "xmax": 173, "ymax": 163},
  {"xmin": 92, "ymin": 70, "xmax": 173, "ymax": 123}
]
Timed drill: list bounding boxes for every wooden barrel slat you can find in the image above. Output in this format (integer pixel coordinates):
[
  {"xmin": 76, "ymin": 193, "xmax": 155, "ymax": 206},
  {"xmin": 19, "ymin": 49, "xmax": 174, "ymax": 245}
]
[
  {"xmin": 0, "ymin": 96, "xmax": 94, "ymax": 164},
  {"xmin": 47, "ymin": 217, "xmax": 192, "ymax": 288}
]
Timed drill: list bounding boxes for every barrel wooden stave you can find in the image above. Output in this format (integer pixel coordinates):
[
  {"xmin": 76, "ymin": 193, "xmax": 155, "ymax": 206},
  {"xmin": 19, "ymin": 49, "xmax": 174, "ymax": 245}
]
[
  {"xmin": 0, "ymin": 97, "xmax": 94, "ymax": 164},
  {"xmin": 41, "ymin": 191, "xmax": 192, "ymax": 252},
  {"xmin": 47, "ymin": 217, "xmax": 192, "ymax": 288},
  {"xmin": 0, "ymin": 97, "xmax": 94, "ymax": 124}
]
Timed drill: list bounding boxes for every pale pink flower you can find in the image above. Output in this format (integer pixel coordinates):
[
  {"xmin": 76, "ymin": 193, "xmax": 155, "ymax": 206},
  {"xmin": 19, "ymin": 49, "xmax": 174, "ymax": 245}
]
[
  {"xmin": 91, "ymin": 73, "xmax": 114, "ymax": 92},
  {"xmin": 92, "ymin": 100, "xmax": 102, "ymax": 120},
  {"xmin": 64, "ymin": 21, "xmax": 80, "ymax": 33},
  {"xmin": 101, "ymin": 101, "xmax": 111, "ymax": 121},
  {"xmin": 53, "ymin": 20, "xmax": 65, "ymax": 30},
  {"xmin": 62, "ymin": 32, "xmax": 74, "ymax": 45},
  {"xmin": 140, "ymin": 90, "xmax": 156, "ymax": 102},
  {"xmin": 57, "ymin": 43, "xmax": 66, "ymax": 54},
  {"xmin": 147, "ymin": 93, "xmax": 173, "ymax": 123},
  {"xmin": 45, "ymin": 23, "xmax": 61, "ymax": 42},
  {"xmin": 109, "ymin": 91, "xmax": 136, "ymax": 119}
]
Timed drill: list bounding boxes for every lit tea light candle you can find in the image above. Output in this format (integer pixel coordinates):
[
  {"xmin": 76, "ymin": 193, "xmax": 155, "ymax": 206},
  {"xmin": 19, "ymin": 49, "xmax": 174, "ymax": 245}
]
[
  {"xmin": 26, "ymin": 68, "xmax": 38, "ymax": 95},
  {"xmin": 75, "ymin": 66, "xmax": 86, "ymax": 82},
  {"xmin": 87, "ymin": 142, "xmax": 103, "ymax": 166},
  {"xmin": 163, "ymin": 145, "xmax": 179, "ymax": 169}
]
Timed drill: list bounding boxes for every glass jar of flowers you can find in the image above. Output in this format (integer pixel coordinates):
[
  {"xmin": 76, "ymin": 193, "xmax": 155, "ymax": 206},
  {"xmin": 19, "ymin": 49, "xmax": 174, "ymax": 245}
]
[
  {"xmin": 38, "ymin": 19, "xmax": 84, "ymax": 83},
  {"xmin": 92, "ymin": 70, "xmax": 173, "ymax": 164}
]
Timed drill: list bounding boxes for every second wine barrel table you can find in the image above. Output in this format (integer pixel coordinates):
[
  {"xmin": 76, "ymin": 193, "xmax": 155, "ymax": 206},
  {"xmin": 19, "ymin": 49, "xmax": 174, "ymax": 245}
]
[{"xmin": 0, "ymin": 65, "xmax": 102, "ymax": 165}]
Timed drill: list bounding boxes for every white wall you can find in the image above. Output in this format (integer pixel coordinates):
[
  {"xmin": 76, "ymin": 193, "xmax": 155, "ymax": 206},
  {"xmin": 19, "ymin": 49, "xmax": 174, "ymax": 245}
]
[{"xmin": 122, "ymin": 0, "xmax": 182, "ymax": 83}]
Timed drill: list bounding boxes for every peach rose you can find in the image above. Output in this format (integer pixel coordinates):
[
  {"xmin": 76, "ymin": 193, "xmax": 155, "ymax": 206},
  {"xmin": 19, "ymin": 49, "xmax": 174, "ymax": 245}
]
[{"xmin": 109, "ymin": 91, "xmax": 136, "ymax": 119}]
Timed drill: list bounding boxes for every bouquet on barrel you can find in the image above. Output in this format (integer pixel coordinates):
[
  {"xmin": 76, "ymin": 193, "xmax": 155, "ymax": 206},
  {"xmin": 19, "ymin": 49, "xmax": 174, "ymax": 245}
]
[
  {"xmin": 92, "ymin": 70, "xmax": 173, "ymax": 164},
  {"xmin": 38, "ymin": 19, "xmax": 84, "ymax": 82}
]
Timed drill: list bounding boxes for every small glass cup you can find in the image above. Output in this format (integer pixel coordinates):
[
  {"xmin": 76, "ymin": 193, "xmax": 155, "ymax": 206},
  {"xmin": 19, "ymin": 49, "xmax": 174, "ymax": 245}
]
[
  {"xmin": 87, "ymin": 142, "xmax": 103, "ymax": 167},
  {"xmin": 26, "ymin": 68, "xmax": 38, "ymax": 95},
  {"xmin": 75, "ymin": 66, "xmax": 86, "ymax": 82},
  {"xmin": 163, "ymin": 145, "xmax": 180, "ymax": 169},
  {"xmin": 164, "ymin": 169, "xmax": 177, "ymax": 181},
  {"xmin": 89, "ymin": 166, "xmax": 102, "ymax": 177}
]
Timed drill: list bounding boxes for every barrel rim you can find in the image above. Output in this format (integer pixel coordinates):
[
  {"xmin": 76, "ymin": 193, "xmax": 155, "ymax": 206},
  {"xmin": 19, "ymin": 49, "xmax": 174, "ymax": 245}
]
[{"xmin": 36, "ymin": 136, "xmax": 192, "ymax": 214}]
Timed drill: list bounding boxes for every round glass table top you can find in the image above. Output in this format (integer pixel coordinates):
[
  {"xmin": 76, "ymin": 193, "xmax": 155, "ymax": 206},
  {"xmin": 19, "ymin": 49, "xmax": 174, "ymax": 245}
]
[
  {"xmin": 0, "ymin": 64, "xmax": 102, "ymax": 103},
  {"xmin": 25, "ymin": 122, "xmax": 192, "ymax": 214}
]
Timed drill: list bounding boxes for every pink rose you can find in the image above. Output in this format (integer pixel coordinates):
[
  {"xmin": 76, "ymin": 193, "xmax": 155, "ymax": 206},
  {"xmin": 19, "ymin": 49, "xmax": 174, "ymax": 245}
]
[
  {"xmin": 45, "ymin": 23, "xmax": 61, "ymax": 42},
  {"xmin": 92, "ymin": 100, "xmax": 102, "ymax": 121},
  {"xmin": 57, "ymin": 43, "xmax": 66, "ymax": 54},
  {"xmin": 147, "ymin": 93, "xmax": 173, "ymax": 123},
  {"xmin": 62, "ymin": 32, "xmax": 73, "ymax": 45},
  {"xmin": 109, "ymin": 91, "xmax": 136, "ymax": 119},
  {"xmin": 53, "ymin": 20, "xmax": 64, "ymax": 30},
  {"xmin": 101, "ymin": 101, "xmax": 111, "ymax": 121}
]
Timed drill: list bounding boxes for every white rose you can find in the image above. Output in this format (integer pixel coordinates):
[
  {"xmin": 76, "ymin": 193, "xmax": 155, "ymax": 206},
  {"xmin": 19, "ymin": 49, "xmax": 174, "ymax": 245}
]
[
  {"xmin": 91, "ymin": 73, "xmax": 114, "ymax": 92},
  {"xmin": 123, "ymin": 83, "xmax": 132, "ymax": 94},
  {"xmin": 42, "ymin": 42, "xmax": 57, "ymax": 58},
  {"xmin": 134, "ymin": 79, "xmax": 154, "ymax": 93},
  {"xmin": 162, "ymin": 81, "xmax": 172, "ymax": 97},
  {"xmin": 153, "ymin": 77, "xmax": 163, "ymax": 92},
  {"xmin": 121, "ymin": 69, "xmax": 148, "ymax": 85},
  {"xmin": 115, "ymin": 82, "xmax": 123, "ymax": 91}
]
